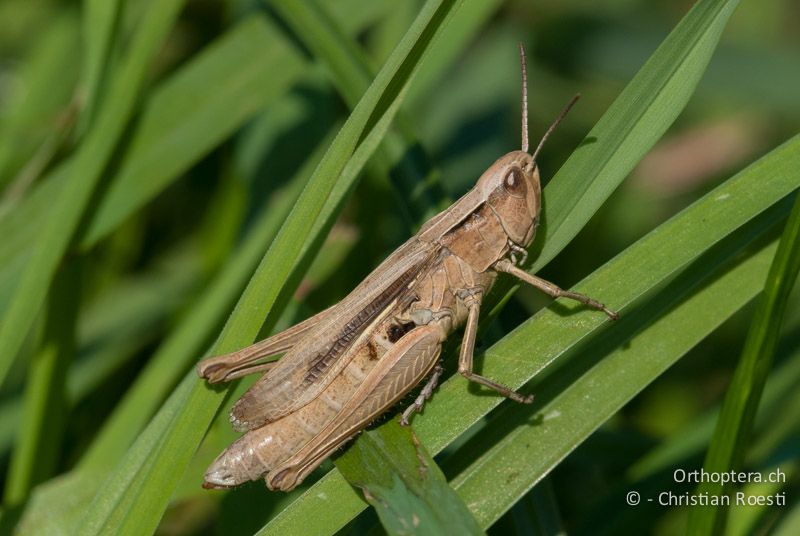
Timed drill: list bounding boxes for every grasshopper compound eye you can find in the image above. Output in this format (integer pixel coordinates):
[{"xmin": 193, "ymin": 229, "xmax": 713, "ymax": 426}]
[{"xmin": 504, "ymin": 167, "xmax": 526, "ymax": 196}]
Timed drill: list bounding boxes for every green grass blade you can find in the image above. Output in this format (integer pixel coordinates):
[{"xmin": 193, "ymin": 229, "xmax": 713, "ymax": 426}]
[
  {"xmin": 0, "ymin": 10, "xmax": 79, "ymax": 190},
  {"xmin": 0, "ymin": 249, "xmax": 199, "ymax": 456},
  {"xmin": 75, "ymin": 2, "xmax": 459, "ymax": 533},
  {"xmin": 3, "ymin": 261, "xmax": 81, "ymax": 506},
  {"xmin": 774, "ymin": 501, "xmax": 800, "ymax": 536},
  {"xmin": 0, "ymin": 0, "xmax": 186, "ymax": 387},
  {"xmin": 260, "ymin": 1, "xmax": 745, "ymax": 531},
  {"xmin": 78, "ymin": 14, "xmax": 302, "ymax": 248},
  {"xmin": 336, "ymin": 423, "xmax": 484, "ymax": 536},
  {"xmin": 530, "ymin": 0, "xmax": 740, "ymax": 271},
  {"xmin": 687, "ymin": 189, "xmax": 800, "ymax": 535},
  {"xmin": 77, "ymin": 0, "xmax": 121, "ymax": 135}
]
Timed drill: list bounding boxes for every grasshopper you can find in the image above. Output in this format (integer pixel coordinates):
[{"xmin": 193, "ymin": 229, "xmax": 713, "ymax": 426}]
[{"xmin": 197, "ymin": 45, "xmax": 618, "ymax": 492}]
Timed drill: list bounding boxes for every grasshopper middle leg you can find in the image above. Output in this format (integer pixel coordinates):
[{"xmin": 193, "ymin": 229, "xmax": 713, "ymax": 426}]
[{"xmin": 458, "ymin": 292, "xmax": 533, "ymax": 404}]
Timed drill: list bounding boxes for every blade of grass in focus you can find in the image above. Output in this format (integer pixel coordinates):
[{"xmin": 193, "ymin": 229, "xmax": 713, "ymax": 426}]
[{"xmin": 687, "ymin": 191, "xmax": 800, "ymax": 536}]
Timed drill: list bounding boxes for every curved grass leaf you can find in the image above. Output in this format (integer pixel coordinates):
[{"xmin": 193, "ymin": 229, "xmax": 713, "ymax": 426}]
[
  {"xmin": 687, "ymin": 188, "xmax": 800, "ymax": 535},
  {"xmin": 0, "ymin": 0, "xmax": 186, "ymax": 387},
  {"xmin": 336, "ymin": 423, "xmax": 484, "ymax": 536},
  {"xmin": 75, "ymin": 2, "xmax": 459, "ymax": 533}
]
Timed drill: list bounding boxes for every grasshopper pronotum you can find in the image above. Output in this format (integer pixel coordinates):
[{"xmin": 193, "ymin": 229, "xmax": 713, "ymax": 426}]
[{"xmin": 197, "ymin": 45, "xmax": 618, "ymax": 492}]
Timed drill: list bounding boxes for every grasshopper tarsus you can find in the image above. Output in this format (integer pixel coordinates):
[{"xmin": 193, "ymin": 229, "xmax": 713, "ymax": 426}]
[
  {"xmin": 197, "ymin": 362, "xmax": 228, "ymax": 383},
  {"xmin": 603, "ymin": 306, "xmax": 620, "ymax": 321}
]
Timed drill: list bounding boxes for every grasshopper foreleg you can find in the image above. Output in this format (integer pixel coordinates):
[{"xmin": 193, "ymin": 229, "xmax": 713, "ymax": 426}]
[
  {"xmin": 494, "ymin": 259, "xmax": 619, "ymax": 320},
  {"xmin": 399, "ymin": 362, "xmax": 444, "ymax": 426},
  {"xmin": 458, "ymin": 291, "xmax": 534, "ymax": 404}
]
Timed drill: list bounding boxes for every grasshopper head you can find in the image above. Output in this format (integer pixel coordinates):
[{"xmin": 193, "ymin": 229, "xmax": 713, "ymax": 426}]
[
  {"xmin": 475, "ymin": 45, "xmax": 579, "ymax": 249},
  {"xmin": 476, "ymin": 151, "xmax": 541, "ymax": 247},
  {"xmin": 472, "ymin": 85, "xmax": 578, "ymax": 248}
]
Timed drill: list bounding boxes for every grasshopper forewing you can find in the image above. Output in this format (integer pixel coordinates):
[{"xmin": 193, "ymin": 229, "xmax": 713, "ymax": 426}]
[{"xmin": 197, "ymin": 45, "xmax": 619, "ymax": 492}]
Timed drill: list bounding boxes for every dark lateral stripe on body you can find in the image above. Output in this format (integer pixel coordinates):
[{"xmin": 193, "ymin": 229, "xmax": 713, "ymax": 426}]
[{"xmin": 303, "ymin": 255, "xmax": 429, "ymax": 384}]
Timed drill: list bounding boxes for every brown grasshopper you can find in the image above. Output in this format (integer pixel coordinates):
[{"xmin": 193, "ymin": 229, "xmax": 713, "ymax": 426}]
[{"xmin": 197, "ymin": 45, "xmax": 618, "ymax": 492}]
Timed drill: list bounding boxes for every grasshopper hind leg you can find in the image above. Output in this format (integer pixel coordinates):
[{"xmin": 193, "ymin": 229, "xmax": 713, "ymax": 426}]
[{"xmin": 399, "ymin": 361, "xmax": 444, "ymax": 426}]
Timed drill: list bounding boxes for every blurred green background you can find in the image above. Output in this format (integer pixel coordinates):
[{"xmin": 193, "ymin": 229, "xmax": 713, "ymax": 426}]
[{"xmin": 0, "ymin": 0, "xmax": 798, "ymax": 534}]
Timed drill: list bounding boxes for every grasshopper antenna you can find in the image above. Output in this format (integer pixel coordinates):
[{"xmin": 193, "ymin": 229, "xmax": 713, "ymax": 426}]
[
  {"xmin": 531, "ymin": 93, "xmax": 580, "ymax": 163},
  {"xmin": 519, "ymin": 43, "xmax": 529, "ymax": 153}
]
